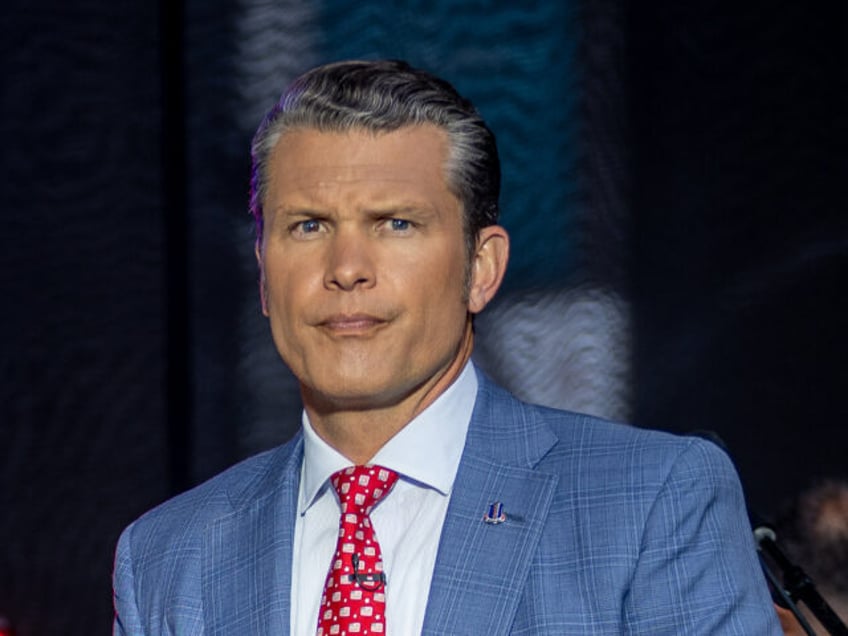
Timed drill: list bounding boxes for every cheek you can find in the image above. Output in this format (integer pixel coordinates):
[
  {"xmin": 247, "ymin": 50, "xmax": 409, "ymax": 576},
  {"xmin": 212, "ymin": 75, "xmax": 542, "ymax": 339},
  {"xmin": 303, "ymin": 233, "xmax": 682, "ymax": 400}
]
[
  {"xmin": 418, "ymin": 272, "xmax": 469, "ymax": 327},
  {"xmin": 263, "ymin": 269, "xmax": 298, "ymax": 321}
]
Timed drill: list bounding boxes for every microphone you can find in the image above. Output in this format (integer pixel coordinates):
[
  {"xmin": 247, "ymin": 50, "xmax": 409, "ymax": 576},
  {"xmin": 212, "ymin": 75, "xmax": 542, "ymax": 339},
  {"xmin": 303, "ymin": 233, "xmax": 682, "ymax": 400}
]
[
  {"xmin": 755, "ymin": 518, "xmax": 848, "ymax": 635},
  {"xmin": 348, "ymin": 553, "xmax": 387, "ymax": 591}
]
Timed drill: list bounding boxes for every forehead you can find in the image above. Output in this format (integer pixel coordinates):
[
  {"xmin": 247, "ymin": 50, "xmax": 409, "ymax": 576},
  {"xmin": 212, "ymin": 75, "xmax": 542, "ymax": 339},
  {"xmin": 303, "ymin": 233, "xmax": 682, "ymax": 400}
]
[{"xmin": 265, "ymin": 125, "xmax": 454, "ymax": 204}]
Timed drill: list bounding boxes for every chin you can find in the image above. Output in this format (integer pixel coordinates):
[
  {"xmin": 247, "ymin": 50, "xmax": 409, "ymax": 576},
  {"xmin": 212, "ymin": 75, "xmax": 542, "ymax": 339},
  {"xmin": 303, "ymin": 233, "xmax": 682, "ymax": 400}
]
[{"xmin": 304, "ymin": 370, "xmax": 404, "ymax": 406}]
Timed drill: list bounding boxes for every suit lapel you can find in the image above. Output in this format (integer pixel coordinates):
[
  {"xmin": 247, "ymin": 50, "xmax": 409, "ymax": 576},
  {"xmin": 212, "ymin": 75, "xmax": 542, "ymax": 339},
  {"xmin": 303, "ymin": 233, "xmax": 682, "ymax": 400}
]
[
  {"xmin": 422, "ymin": 375, "xmax": 559, "ymax": 635},
  {"xmin": 201, "ymin": 437, "xmax": 303, "ymax": 635}
]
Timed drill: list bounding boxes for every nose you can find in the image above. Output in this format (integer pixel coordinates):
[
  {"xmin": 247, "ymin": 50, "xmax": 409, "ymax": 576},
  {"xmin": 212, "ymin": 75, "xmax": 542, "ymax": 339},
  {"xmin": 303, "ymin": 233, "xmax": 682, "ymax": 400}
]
[{"xmin": 323, "ymin": 228, "xmax": 376, "ymax": 291}]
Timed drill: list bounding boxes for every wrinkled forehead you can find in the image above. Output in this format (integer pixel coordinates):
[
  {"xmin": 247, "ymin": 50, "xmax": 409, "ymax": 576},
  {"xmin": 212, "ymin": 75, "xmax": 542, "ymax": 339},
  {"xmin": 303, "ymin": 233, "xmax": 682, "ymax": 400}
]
[
  {"xmin": 268, "ymin": 125, "xmax": 451, "ymax": 189},
  {"xmin": 263, "ymin": 126, "xmax": 462, "ymax": 220}
]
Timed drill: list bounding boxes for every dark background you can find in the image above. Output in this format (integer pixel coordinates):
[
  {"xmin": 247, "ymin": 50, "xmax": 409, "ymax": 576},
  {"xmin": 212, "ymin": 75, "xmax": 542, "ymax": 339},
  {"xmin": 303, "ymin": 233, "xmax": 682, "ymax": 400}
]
[{"xmin": 1, "ymin": 1, "xmax": 845, "ymax": 634}]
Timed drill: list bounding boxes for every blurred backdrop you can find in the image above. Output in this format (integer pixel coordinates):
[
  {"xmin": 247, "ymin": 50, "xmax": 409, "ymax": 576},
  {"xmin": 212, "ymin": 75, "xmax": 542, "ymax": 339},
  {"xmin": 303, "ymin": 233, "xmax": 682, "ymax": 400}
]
[{"xmin": 1, "ymin": 1, "xmax": 845, "ymax": 633}]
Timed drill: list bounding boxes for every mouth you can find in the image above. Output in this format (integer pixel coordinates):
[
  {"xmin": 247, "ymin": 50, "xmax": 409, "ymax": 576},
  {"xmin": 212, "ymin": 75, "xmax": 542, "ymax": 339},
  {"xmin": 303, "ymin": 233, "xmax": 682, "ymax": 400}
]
[{"xmin": 316, "ymin": 313, "xmax": 389, "ymax": 335}]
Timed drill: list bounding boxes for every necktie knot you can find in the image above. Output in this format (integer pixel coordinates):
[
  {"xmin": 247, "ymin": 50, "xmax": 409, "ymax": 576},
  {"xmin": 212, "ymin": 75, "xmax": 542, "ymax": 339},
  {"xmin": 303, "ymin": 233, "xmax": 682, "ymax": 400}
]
[{"xmin": 331, "ymin": 465, "xmax": 399, "ymax": 515}]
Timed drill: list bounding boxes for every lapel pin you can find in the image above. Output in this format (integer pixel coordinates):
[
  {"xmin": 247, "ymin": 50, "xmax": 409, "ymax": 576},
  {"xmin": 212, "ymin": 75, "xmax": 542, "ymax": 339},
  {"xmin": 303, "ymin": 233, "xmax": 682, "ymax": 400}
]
[{"xmin": 483, "ymin": 501, "xmax": 507, "ymax": 524}]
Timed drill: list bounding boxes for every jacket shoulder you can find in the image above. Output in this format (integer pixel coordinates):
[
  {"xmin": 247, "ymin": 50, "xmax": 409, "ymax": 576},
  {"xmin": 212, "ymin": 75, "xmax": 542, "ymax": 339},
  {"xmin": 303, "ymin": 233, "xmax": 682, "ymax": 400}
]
[
  {"xmin": 121, "ymin": 434, "xmax": 302, "ymax": 557},
  {"xmin": 476, "ymin": 371, "xmax": 734, "ymax": 482}
]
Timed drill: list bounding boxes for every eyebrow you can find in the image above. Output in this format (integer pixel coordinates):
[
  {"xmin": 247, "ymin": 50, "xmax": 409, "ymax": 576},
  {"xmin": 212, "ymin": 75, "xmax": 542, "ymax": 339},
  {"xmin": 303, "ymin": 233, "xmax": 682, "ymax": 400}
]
[
  {"xmin": 273, "ymin": 205, "xmax": 329, "ymax": 217},
  {"xmin": 362, "ymin": 205, "xmax": 435, "ymax": 217},
  {"xmin": 273, "ymin": 203, "xmax": 436, "ymax": 218}
]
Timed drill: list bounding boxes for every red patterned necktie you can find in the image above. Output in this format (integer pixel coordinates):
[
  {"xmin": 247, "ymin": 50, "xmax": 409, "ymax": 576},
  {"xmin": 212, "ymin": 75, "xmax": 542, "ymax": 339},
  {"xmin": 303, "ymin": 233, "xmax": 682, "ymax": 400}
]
[{"xmin": 317, "ymin": 465, "xmax": 399, "ymax": 636}]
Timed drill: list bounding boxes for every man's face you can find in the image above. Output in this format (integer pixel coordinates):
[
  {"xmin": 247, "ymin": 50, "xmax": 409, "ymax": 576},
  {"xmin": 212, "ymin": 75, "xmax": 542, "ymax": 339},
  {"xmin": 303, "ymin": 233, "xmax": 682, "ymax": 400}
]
[{"xmin": 258, "ymin": 125, "xmax": 478, "ymax": 412}]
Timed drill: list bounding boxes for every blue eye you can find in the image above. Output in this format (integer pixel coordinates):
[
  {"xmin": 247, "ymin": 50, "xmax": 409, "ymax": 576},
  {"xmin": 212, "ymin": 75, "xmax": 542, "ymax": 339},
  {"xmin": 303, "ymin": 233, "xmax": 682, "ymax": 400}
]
[
  {"xmin": 390, "ymin": 218, "xmax": 411, "ymax": 231},
  {"xmin": 300, "ymin": 219, "xmax": 321, "ymax": 233}
]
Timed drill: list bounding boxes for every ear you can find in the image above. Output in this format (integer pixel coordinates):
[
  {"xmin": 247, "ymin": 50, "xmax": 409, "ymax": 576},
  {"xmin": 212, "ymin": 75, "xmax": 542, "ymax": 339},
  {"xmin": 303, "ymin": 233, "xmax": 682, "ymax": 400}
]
[
  {"xmin": 467, "ymin": 225, "xmax": 509, "ymax": 314},
  {"xmin": 255, "ymin": 241, "xmax": 270, "ymax": 317}
]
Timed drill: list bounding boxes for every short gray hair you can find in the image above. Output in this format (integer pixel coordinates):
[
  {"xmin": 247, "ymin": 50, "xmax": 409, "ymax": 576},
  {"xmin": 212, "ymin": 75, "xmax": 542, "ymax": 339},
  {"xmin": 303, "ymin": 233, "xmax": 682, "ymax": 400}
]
[{"xmin": 249, "ymin": 59, "xmax": 500, "ymax": 258}]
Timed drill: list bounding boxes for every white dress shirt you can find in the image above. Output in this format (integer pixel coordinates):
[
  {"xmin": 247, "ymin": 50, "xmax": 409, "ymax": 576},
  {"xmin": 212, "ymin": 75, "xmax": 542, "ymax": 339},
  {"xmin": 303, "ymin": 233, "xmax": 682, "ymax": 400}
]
[{"xmin": 290, "ymin": 362, "xmax": 478, "ymax": 635}]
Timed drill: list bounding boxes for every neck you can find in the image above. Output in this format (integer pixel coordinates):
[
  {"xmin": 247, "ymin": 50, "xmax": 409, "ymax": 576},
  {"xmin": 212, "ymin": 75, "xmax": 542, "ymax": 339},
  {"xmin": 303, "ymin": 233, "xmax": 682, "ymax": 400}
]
[{"xmin": 304, "ymin": 326, "xmax": 474, "ymax": 464}]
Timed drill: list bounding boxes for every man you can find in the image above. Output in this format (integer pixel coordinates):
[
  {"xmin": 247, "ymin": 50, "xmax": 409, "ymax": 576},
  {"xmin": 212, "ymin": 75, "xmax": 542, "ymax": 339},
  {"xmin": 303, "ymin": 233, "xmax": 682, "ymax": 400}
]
[{"xmin": 113, "ymin": 59, "xmax": 780, "ymax": 634}]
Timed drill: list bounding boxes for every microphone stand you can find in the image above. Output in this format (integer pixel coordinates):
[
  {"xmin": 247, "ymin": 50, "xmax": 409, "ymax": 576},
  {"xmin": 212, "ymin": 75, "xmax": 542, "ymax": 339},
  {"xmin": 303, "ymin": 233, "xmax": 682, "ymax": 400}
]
[{"xmin": 755, "ymin": 525, "xmax": 848, "ymax": 635}]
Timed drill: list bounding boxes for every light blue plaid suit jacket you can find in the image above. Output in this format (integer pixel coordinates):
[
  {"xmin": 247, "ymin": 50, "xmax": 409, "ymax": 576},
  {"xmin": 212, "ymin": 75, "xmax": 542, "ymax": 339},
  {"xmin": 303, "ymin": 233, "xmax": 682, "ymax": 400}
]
[{"xmin": 114, "ymin": 374, "xmax": 780, "ymax": 634}]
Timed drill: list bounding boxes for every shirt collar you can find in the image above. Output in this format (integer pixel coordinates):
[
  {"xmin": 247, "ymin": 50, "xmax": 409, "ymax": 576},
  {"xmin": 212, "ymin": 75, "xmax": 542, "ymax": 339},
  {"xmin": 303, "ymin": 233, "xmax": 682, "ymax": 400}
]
[{"xmin": 298, "ymin": 361, "xmax": 478, "ymax": 515}]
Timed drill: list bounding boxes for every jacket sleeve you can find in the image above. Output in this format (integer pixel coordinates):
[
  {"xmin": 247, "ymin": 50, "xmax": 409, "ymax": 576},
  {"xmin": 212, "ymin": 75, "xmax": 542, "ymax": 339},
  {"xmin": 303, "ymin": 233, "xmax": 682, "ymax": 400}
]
[
  {"xmin": 113, "ymin": 523, "xmax": 145, "ymax": 636},
  {"xmin": 622, "ymin": 438, "xmax": 781, "ymax": 634}
]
